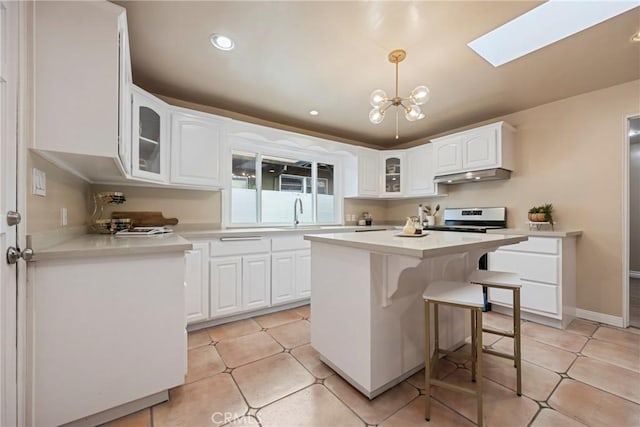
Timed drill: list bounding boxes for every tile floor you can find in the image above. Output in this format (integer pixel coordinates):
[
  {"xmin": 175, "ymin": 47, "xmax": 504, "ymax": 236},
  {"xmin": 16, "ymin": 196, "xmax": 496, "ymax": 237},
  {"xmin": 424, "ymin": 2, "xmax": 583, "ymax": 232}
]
[{"xmin": 104, "ymin": 306, "xmax": 640, "ymax": 427}]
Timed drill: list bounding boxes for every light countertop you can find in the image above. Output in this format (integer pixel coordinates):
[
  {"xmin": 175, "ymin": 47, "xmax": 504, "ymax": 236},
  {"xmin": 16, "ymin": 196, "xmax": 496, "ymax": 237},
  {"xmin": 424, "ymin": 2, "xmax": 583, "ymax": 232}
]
[
  {"xmin": 31, "ymin": 233, "xmax": 193, "ymax": 262},
  {"xmin": 176, "ymin": 224, "xmax": 390, "ymax": 239},
  {"xmin": 304, "ymin": 229, "xmax": 528, "ymax": 259},
  {"xmin": 486, "ymin": 228, "xmax": 582, "ymax": 238}
]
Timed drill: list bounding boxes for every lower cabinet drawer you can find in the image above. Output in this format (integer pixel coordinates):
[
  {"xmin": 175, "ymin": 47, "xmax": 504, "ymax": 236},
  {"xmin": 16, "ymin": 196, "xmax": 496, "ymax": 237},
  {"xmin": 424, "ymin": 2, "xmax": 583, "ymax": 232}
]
[
  {"xmin": 488, "ymin": 250, "xmax": 559, "ymax": 285},
  {"xmin": 489, "ymin": 280, "xmax": 559, "ymax": 315},
  {"xmin": 499, "ymin": 237, "xmax": 559, "ymax": 255},
  {"xmin": 211, "ymin": 237, "xmax": 271, "ymax": 256}
]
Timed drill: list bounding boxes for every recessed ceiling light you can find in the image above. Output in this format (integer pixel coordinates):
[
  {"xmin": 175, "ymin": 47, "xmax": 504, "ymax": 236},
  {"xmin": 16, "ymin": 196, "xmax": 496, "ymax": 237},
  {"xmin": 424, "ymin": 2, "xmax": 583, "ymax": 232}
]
[
  {"xmin": 210, "ymin": 33, "xmax": 235, "ymax": 51},
  {"xmin": 468, "ymin": 1, "xmax": 640, "ymax": 67},
  {"xmin": 309, "ymin": 110, "xmax": 319, "ymax": 116},
  {"xmin": 632, "ymin": 31, "xmax": 640, "ymax": 42}
]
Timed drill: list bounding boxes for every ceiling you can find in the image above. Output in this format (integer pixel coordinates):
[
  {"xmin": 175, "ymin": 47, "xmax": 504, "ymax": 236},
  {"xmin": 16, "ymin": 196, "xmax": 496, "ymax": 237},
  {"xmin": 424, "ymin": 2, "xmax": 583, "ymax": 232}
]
[{"xmin": 114, "ymin": 1, "xmax": 640, "ymax": 148}]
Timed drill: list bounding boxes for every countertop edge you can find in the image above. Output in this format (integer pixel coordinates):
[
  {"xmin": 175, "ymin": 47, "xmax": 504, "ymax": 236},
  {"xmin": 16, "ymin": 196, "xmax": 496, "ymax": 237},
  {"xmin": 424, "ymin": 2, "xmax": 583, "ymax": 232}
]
[
  {"xmin": 486, "ymin": 229, "xmax": 582, "ymax": 238},
  {"xmin": 304, "ymin": 232, "xmax": 528, "ymax": 259},
  {"xmin": 31, "ymin": 234, "xmax": 193, "ymax": 262}
]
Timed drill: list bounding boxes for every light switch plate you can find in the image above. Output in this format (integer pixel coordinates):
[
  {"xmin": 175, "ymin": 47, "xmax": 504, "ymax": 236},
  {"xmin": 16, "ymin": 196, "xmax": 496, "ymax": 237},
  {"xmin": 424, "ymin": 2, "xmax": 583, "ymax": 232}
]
[{"xmin": 32, "ymin": 168, "xmax": 46, "ymax": 197}]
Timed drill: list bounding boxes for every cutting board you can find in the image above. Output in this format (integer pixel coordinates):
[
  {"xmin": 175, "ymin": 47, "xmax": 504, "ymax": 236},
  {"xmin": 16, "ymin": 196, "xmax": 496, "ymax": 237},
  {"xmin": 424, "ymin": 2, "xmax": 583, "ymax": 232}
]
[{"xmin": 111, "ymin": 211, "xmax": 179, "ymax": 227}]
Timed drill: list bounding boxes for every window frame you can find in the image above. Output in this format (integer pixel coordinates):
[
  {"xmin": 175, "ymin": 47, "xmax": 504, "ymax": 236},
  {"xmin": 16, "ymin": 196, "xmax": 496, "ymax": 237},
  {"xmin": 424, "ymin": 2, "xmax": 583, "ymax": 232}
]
[{"xmin": 223, "ymin": 135, "xmax": 344, "ymax": 228}]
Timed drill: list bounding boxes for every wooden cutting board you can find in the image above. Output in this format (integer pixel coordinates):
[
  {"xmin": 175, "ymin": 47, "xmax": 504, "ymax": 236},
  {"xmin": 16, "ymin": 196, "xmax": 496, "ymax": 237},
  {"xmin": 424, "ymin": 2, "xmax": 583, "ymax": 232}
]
[{"xmin": 111, "ymin": 211, "xmax": 179, "ymax": 227}]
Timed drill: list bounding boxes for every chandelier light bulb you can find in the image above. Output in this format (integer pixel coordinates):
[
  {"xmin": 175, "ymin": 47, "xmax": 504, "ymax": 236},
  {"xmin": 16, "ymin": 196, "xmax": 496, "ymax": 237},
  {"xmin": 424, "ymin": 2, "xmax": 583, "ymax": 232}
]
[
  {"xmin": 405, "ymin": 104, "xmax": 424, "ymax": 122},
  {"xmin": 410, "ymin": 85, "xmax": 430, "ymax": 105},
  {"xmin": 369, "ymin": 89, "xmax": 388, "ymax": 108},
  {"xmin": 369, "ymin": 108, "xmax": 385, "ymax": 124}
]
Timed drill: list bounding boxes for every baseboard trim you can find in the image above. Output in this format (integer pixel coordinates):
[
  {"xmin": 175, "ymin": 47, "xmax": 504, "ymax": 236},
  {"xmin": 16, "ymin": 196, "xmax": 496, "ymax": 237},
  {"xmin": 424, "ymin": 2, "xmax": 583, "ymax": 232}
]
[
  {"xmin": 575, "ymin": 308, "xmax": 623, "ymax": 327},
  {"xmin": 630, "ymin": 271, "xmax": 640, "ymax": 279}
]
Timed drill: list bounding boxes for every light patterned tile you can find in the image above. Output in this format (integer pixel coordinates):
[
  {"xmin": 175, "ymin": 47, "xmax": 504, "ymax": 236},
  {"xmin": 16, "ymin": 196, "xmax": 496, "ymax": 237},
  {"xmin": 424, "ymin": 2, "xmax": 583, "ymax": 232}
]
[
  {"xmin": 257, "ymin": 384, "xmax": 363, "ymax": 427},
  {"xmin": 232, "ymin": 353, "xmax": 315, "ymax": 408},
  {"xmin": 216, "ymin": 332, "xmax": 282, "ymax": 368},
  {"xmin": 188, "ymin": 329, "xmax": 212, "ymax": 349},
  {"xmin": 592, "ymin": 326, "xmax": 640, "ymax": 350},
  {"xmin": 222, "ymin": 415, "xmax": 260, "ymax": 426},
  {"xmin": 568, "ymin": 356, "xmax": 640, "ymax": 403},
  {"xmin": 548, "ymin": 379, "xmax": 640, "ymax": 426},
  {"xmin": 530, "ymin": 408, "xmax": 587, "ymax": 427},
  {"xmin": 565, "ymin": 319, "xmax": 598, "ymax": 337},
  {"xmin": 101, "ymin": 409, "xmax": 151, "ymax": 427},
  {"xmin": 493, "ymin": 336, "xmax": 576, "ymax": 373},
  {"xmin": 481, "ymin": 353, "xmax": 561, "ymax": 401},
  {"xmin": 267, "ymin": 320, "xmax": 310, "ymax": 349},
  {"xmin": 405, "ymin": 360, "xmax": 457, "ymax": 391},
  {"xmin": 254, "ymin": 310, "xmax": 303, "ymax": 329},
  {"xmin": 581, "ymin": 338, "xmax": 640, "ymax": 372},
  {"xmin": 324, "ymin": 373, "xmax": 418, "ymax": 425},
  {"xmin": 521, "ymin": 322, "xmax": 588, "ymax": 352},
  {"xmin": 186, "ymin": 345, "xmax": 226, "ymax": 384},
  {"xmin": 153, "ymin": 374, "xmax": 248, "ymax": 427},
  {"xmin": 293, "ymin": 305, "xmax": 311, "ymax": 319},
  {"xmin": 207, "ymin": 319, "xmax": 262, "ymax": 342},
  {"xmin": 290, "ymin": 344, "xmax": 335, "ymax": 379},
  {"xmin": 379, "ymin": 396, "xmax": 475, "ymax": 427},
  {"xmin": 430, "ymin": 368, "xmax": 539, "ymax": 426},
  {"xmin": 484, "ymin": 311, "xmax": 519, "ymax": 332}
]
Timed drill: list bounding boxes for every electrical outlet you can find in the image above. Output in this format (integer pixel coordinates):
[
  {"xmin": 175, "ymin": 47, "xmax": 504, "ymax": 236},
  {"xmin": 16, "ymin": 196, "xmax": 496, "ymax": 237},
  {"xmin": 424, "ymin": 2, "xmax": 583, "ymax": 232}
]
[
  {"xmin": 61, "ymin": 208, "xmax": 68, "ymax": 226},
  {"xmin": 32, "ymin": 168, "xmax": 46, "ymax": 196}
]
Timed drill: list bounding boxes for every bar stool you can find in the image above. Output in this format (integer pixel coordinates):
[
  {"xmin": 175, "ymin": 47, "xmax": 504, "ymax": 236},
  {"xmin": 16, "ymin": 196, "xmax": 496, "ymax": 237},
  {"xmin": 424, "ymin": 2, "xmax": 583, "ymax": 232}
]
[
  {"xmin": 423, "ymin": 281, "xmax": 485, "ymax": 427},
  {"xmin": 469, "ymin": 270, "xmax": 522, "ymax": 396}
]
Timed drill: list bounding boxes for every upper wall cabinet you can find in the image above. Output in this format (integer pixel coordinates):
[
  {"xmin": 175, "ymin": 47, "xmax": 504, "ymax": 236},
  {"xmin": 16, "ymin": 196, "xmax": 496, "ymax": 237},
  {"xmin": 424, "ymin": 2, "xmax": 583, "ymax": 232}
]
[
  {"xmin": 432, "ymin": 121, "xmax": 516, "ymax": 175},
  {"xmin": 405, "ymin": 144, "xmax": 440, "ymax": 197},
  {"xmin": 357, "ymin": 148, "xmax": 381, "ymax": 197},
  {"xmin": 380, "ymin": 151, "xmax": 405, "ymax": 197},
  {"xmin": 32, "ymin": 1, "xmax": 131, "ymax": 181},
  {"xmin": 131, "ymin": 86, "xmax": 169, "ymax": 183},
  {"xmin": 170, "ymin": 108, "xmax": 230, "ymax": 188}
]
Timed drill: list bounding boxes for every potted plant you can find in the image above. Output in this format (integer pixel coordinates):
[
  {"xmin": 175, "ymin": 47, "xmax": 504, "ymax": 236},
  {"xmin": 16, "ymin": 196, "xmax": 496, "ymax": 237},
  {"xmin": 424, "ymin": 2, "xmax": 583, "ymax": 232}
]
[{"xmin": 528, "ymin": 203, "xmax": 553, "ymax": 225}]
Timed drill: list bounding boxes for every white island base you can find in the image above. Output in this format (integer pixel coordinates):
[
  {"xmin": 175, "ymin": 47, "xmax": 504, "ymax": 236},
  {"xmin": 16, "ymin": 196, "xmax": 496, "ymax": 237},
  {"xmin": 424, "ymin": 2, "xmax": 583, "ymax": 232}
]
[{"xmin": 307, "ymin": 230, "xmax": 527, "ymax": 398}]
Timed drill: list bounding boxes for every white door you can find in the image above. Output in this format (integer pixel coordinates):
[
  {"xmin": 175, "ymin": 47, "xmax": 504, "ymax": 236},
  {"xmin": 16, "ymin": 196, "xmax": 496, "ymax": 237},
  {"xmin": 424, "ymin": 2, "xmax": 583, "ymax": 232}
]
[
  {"xmin": 271, "ymin": 252, "xmax": 296, "ymax": 304},
  {"xmin": 242, "ymin": 254, "xmax": 270, "ymax": 310},
  {"xmin": 184, "ymin": 242, "xmax": 209, "ymax": 324},
  {"xmin": 0, "ymin": 2, "xmax": 21, "ymax": 425},
  {"xmin": 295, "ymin": 250, "xmax": 311, "ymax": 299},
  {"xmin": 210, "ymin": 257, "xmax": 242, "ymax": 317}
]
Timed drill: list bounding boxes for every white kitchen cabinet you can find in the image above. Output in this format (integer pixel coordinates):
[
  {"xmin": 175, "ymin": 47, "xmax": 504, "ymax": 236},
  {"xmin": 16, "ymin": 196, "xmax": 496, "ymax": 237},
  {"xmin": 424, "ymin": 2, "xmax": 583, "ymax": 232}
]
[
  {"xmin": 171, "ymin": 108, "xmax": 229, "ymax": 188},
  {"xmin": 271, "ymin": 236, "xmax": 312, "ymax": 305},
  {"xmin": 210, "ymin": 237, "xmax": 271, "ymax": 318},
  {"xmin": 488, "ymin": 235, "xmax": 577, "ymax": 329},
  {"xmin": 33, "ymin": 1, "xmax": 132, "ymax": 181},
  {"xmin": 117, "ymin": 11, "xmax": 133, "ymax": 175},
  {"xmin": 30, "ymin": 252, "xmax": 186, "ymax": 426},
  {"xmin": 432, "ymin": 121, "xmax": 515, "ymax": 175},
  {"xmin": 405, "ymin": 143, "xmax": 443, "ymax": 197},
  {"xmin": 380, "ymin": 151, "xmax": 405, "ymax": 197},
  {"xmin": 185, "ymin": 242, "xmax": 210, "ymax": 324},
  {"xmin": 357, "ymin": 148, "xmax": 381, "ymax": 197},
  {"xmin": 242, "ymin": 254, "xmax": 271, "ymax": 310},
  {"xmin": 131, "ymin": 86, "xmax": 169, "ymax": 183},
  {"xmin": 210, "ymin": 256, "xmax": 243, "ymax": 317}
]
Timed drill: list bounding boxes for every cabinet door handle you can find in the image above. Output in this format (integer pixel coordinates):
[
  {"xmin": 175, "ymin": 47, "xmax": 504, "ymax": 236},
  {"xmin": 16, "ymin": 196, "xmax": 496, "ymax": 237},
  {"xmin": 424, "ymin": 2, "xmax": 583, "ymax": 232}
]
[{"xmin": 220, "ymin": 236, "xmax": 262, "ymax": 242}]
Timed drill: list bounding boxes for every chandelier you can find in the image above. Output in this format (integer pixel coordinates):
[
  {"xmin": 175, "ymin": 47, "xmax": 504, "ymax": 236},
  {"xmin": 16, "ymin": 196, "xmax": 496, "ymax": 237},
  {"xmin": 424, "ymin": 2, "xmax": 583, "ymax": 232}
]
[{"xmin": 368, "ymin": 49, "xmax": 430, "ymax": 139}]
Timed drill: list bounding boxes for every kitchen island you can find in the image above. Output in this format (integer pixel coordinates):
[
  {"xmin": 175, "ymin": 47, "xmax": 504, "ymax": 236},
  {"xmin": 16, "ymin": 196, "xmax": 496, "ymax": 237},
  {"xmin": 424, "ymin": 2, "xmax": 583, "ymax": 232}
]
[{"xmin": 304, "ymin": 229, "xmax": 527, "ymax": 398}]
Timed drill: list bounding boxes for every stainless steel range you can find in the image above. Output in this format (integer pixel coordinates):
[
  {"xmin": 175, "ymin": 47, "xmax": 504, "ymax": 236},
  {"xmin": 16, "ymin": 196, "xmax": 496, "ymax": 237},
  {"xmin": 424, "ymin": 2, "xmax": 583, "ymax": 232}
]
[
  {"xmin": 424, "ymin": 207, "xmax": 507, "ymax": 233},
  {"xmin": 424, "ymin": 207, "xmax": 508, "ymax": 311}
]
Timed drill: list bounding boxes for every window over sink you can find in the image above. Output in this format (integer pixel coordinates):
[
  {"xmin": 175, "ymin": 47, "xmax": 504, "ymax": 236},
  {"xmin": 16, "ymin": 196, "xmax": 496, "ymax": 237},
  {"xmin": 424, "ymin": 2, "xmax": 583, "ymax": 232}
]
[{"xmin": 230, "ymin": 149, "xmax": 337, "ymax": 226}]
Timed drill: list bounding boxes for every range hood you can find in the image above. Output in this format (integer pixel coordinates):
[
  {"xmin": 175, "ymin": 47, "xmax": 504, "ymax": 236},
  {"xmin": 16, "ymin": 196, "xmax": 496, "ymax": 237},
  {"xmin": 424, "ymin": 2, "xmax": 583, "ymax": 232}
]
[{"xmin": 433, "ymin": 168, "xmax": 511, "ymax": 184}]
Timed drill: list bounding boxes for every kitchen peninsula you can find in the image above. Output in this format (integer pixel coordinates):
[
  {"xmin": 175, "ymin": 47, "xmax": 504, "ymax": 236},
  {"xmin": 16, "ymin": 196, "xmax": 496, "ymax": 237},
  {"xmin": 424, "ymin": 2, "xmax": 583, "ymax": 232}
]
[{"xmin": 304, "ymin": 229, "xmax": 527, "ymax": 398}]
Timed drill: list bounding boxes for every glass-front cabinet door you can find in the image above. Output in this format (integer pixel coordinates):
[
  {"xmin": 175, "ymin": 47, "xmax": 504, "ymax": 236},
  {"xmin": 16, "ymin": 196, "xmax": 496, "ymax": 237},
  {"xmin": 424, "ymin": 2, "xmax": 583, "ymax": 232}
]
[
  {"xmin": 381, "ymin": 152, "xmax": 404, "ymax": 197},
  {"xmin": 131, "ymin": 86, "xmax": 168, "ymax": 182}
]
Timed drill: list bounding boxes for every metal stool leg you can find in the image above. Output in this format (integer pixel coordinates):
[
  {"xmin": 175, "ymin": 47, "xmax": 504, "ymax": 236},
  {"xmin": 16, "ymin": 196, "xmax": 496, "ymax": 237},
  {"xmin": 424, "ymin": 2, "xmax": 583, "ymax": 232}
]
[
  {"xmin": 433, "ymin": 303, "xmax": 439, "ymax": 376},
  {"xmin": 475, "ymin": 307, "xmax": 484, "ymax": 427},
  {"xmin": 514, "ymin": 288, "xmax": 522, "ymax": 396},
  {"xmin": 471, "ymin": 308, "xmax": 476, "ymax": 382},
  {"xmin": 424, "ymin": 300, "xmax": 431, "ymax": 421}
]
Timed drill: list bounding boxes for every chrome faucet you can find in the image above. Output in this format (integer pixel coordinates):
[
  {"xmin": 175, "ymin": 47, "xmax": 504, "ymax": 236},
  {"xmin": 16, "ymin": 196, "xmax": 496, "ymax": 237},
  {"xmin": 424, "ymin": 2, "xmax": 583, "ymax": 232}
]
[{"xmin": 293, "ymin": 197, "xmax": 303, "ymax": 227}]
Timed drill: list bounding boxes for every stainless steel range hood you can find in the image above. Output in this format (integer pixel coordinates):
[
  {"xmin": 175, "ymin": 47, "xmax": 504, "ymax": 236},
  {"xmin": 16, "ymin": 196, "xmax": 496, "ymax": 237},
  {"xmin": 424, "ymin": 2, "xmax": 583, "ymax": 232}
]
[{"xmin": 433, "ymin": 168, "xmax": 511, "ymax": 184}]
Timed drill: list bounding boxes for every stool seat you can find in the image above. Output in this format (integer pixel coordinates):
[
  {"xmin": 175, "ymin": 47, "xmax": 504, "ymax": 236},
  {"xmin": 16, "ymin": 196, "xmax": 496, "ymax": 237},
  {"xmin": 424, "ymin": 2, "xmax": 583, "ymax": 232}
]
[
  {"xmin": 423, "ymin": 281, "xmax": 484, "ymax": 308},
  {"xmin": 468, "ymin": 270, "xmax": 521, "ymax": 289}
]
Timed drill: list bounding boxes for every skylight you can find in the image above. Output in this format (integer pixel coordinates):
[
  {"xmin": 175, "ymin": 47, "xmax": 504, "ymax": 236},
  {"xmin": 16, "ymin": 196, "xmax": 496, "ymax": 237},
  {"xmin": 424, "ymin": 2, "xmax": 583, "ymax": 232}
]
[{"xmin": 468, "ymin": 0, "xmax": 640, "ymax": 67}]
